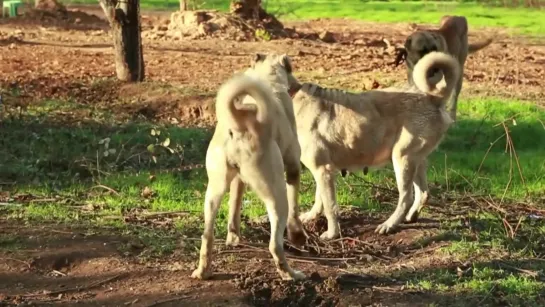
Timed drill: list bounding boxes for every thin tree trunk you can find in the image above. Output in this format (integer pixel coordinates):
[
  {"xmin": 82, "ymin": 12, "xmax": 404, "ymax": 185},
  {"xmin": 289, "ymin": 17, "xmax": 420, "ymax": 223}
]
[
  {"xmin": 180, "ymin": 0, "xmax": 187, "ymax": 11},
  {"xmin": 99, "ymin": 0, "xmax": 144, "ymax": 82}
]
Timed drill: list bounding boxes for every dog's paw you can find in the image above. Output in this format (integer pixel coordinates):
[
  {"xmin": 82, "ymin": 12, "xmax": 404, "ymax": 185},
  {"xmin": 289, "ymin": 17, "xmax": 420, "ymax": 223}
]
[
  {"xmin": 319, "ymin": 230, "xmax": 340, "ymax": 240},
  {"xmin": 290, "ymin": 270, "xmax": 307, "ymax": 281},
  {"xmin": 375, "ymin": 222, "xmax": 398, "ymax": 235},
  {"xmin": 299, "ymin": 211, "xmax": 320, "ymax": 224},
  {"xmin": 279, "ymin": 269, "xmax": 306, "ymax": 281},
  {"xmin": 404, "ymin": 211, "xmax": 419, "ymax": 224},
  {"xmin": 287, "ymin": 227, "xmax": 307, "ymax": 248},
  {"xmin": 191, "ymin": 267, "xmax": 212, "ymax": 280},
  {"xmin": 225, "ymin": 232, "xmax": 241, "ymax": 246}
]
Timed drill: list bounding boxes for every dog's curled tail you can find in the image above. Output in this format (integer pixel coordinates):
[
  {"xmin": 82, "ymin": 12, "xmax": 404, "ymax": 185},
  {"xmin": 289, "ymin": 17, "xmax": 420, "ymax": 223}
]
[
  {"xmin": 216, "ymin": 74, "xmax": 273, "ymax": 133},
  {"xmin": 413, "ymin": 51, "xmax": 460, "ymax": 101}
]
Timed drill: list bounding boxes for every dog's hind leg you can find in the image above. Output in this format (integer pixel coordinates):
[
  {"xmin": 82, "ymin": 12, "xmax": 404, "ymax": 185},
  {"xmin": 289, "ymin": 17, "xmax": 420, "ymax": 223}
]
[
  {"xmin": 192, "ymin": 166, "xmax": 234, "ymax": 280},
  {"xmin": 284, "ymin": 149, "xmax": 307, "ymax": 247},
  {"xmin": 405, "ymin": 160, "xmax": 429, "ymax": 223},
  {"xmin": 243, "ymin": 147, "xmax": 305, "ymax": 281},
  {"xmin": 226, "ymin": 176, "xmax": 245, "ymax": 246},
  {"xmin": 375, "ymin": 153, "xmax": 417, "ymax": 235}
]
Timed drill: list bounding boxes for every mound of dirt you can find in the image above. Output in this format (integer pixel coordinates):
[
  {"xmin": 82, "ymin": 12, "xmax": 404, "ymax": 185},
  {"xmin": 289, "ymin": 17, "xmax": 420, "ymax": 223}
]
[
  {"xmin": 232, "ymin": 270, "xmax": 338, "ymax": 307},
  {"xmin": 2, "ymin": 8, "xmax": 108, "ymax": 30},
  {"xmin": 149, "ymin": 10, "xmax": 305, "ymax": 42}
]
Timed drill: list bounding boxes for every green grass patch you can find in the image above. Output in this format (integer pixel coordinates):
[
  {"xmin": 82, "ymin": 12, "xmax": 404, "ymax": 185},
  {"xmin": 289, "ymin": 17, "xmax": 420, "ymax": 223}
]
[
  {"xmin": 407, "ymin": 263, "xmax": 545, "ymax": 306},
  {"xmin": 1, "ymin": 89, "xmax": 544, "ymax": 303},
  {"xmin": 1, "ymin": 96, "xmax": 544, "ymax": 222},
  {"xmin": 64, "ymin": 0, "xmax": 545, "ymax": 35}
]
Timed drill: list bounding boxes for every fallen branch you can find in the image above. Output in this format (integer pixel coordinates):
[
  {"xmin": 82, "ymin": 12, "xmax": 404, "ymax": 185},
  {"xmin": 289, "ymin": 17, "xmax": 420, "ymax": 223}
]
[
  {"xmin": 0, "ymin": 257, "xmax": 31, "ymax": 268},
  {"xmin": 286, "ymin": 254, "xmax": 356, "ymax": 262},
  {"xmin": 329, "ymin": 237, "xmax": 383, "ymax": 250},
  {"xmin": 145, "ymin": 295, "xmax": 190, "ymax": 307},
  {"xmin": 23, "ymin": 273, "xmax": 126, "ymax": 297},
  {"xmin": 90, "ymin": 184, "xmax": 120, "ymax": 196},
  {"xmin": 139, "ymin": 211, "xmax": 191, "ymax": 219},
  {"xmin": 497, "ymin": 261, "xmax": 539, "ymax": 278}
]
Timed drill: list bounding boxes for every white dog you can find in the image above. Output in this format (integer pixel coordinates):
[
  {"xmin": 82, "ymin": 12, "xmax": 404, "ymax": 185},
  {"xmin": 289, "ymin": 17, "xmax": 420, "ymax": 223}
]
[{"xmin": 191, "ymin": 54, "xmax": 306, "ymax": 281}]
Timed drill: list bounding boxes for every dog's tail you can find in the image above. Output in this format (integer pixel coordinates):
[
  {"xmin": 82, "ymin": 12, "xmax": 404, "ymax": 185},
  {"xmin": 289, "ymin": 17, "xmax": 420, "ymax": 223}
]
[
  {"xmin": 468, "ymin": 38, "xmax": 493, "ymax": 54},
  {"xmin": 412, "ymin": 51, "xmax": 460, "ymax": 102},
  {"xmin": 216, "ymin": 74, "xmax": 273, "ymax": 134}
]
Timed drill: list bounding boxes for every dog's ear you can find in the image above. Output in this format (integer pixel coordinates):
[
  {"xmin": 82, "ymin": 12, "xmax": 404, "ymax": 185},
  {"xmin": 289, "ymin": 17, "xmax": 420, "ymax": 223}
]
[
  {"xmin": 393, "ymin": 47, "xmax": 407, "ymax": 67},
  {"xmin": 404, "ymin": 37, "xmax": 413, "ymax": 50},
  {"xmin": 252, "ymin": 53, "xmax": 266, "ymax": 65},
  {"xmin": 279, "ymin": 54, "xmax": 293, "ymax": 73},
  {"xmin": 440, "ymin": 15, "xmax": 468, "ymax": 35},
  {"xmin": 439, "ymin": 15, "xmax": 452, "ymax": 27}
]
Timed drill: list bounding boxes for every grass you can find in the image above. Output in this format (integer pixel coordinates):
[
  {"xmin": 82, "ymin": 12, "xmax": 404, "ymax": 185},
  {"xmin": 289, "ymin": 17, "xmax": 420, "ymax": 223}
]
[
  {"xmin": 64, "ymin": 0, "xmax": 545, "ymax": 35},
  {"xmin": 1, "ymin": 92, "xmax": 544, "ymax": 226},
  {"xmin": 2, "ymin": 88, "xmax": 544, "ymax": 209},
  {"xmin": 1, "ymin": 75, "xmax": 545, "ymax": 304},
  {"xmin": 407, "ymin": 263, "xmax": 545, "ymax": 306}
]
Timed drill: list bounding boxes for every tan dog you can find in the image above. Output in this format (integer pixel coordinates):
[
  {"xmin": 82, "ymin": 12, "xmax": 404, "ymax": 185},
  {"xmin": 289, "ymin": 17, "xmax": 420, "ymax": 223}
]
[
  {"xmin": 286, "ymin": 51, "xmax": 460, "ymax": 239},
  {"xmin": 395, "ymin": 15, "xmax": 492, "ymax": 121},
  {"xmin": 191, "ymin": 54, "xmax": 306, "ymax": 281}
]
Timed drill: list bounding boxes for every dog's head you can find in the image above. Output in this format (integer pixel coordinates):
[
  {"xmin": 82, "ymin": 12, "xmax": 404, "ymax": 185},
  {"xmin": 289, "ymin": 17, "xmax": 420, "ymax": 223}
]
[
  {"xmin": 404, "ymin": 31, "xmax": 448, "ymax": 69},
  {"xmin": 439, "ymin": 15, "xmax": 468, "ymax": 35},
  {"xmin": 247, "ymin": 53, "xmax": 294, "ymax": 86}
]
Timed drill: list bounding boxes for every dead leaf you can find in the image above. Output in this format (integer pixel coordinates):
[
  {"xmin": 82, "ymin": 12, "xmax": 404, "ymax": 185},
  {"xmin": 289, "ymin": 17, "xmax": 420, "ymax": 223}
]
[{"xmin": 141, "ymin": 186, "xmax": 154, "ymax": 198}]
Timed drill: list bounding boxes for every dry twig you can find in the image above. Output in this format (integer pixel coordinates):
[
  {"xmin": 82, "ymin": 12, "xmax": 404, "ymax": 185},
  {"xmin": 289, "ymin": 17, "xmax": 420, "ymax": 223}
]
[
  {"xmin": 145, "ymin": 295, "xmax": 190, "ymax": 307},
  {"xmin": 23, "ymin": 273, "xmax": 126, "ymax": 297}
]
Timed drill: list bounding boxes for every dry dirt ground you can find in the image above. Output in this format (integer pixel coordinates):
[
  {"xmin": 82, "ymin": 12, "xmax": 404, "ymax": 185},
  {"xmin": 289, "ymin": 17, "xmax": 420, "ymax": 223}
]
[{"xmin": 1, "ymin": 4, "xmax": 544, "ymax": 307}]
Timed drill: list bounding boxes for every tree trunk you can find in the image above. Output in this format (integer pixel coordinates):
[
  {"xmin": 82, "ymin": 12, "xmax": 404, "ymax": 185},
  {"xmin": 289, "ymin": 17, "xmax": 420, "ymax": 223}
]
[
  {"xmin": 230, "ymin": 0, "xmax": 261, "ymax": 20},
  {"xmin": 35, "ymin": 0, "xmax": 67, "ymax": 13},
  {"xmin": 180, "ymin": 0, "xmax": 187, "ymax": 11},
  {"xmin": 99, "ymin": 0, "xmax": 144, "ymax": 82}
]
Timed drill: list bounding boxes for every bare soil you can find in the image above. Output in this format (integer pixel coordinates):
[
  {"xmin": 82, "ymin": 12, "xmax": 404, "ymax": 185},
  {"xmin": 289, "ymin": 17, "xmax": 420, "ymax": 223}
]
[{"xmin": 1, "ymin": 4, "xmax": 544, "ymax": 306}]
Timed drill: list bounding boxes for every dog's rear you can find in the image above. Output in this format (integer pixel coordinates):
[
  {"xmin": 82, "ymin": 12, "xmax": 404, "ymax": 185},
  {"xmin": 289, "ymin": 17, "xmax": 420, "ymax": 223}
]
[{"xmin": 216, "ymin": 74, "xmax": 274, "ymax": 146}]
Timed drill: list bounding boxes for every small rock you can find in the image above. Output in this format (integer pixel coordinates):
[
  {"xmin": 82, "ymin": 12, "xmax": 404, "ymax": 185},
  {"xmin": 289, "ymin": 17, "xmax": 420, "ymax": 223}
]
[
  {"xmin": 310, "ymin": 272, "xmax": 321, "ymax": 281},
  {"xmin": 354, "ymin": 39, "xmax": 365, "ymax": 45},
  {"xmin": 74, "ymin": 18, "xmax": 81, "ymax": 24},
  {"xmin": 319, "ymin": 31, "xmax": 335, "ymax": 43}
]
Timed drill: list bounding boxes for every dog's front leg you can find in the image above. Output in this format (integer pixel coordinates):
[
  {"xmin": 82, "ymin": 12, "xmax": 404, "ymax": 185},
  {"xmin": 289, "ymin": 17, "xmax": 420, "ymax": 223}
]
[
  {"xmin": 226, "ymin": 176, "xmax": 245, "ymax": 246},
  {"xmin": 191, "ymin": 175, "xmax": 231, "ymax": 280},
  {"xmin": 375, "ymin": 154, "xmax": 416, "ymax": 235},
  {"xmin": 314, "ymin": 167, "xmax": 340, "ymax": 240},
  {"xmin": 299, "ymin": 185, "xmax": 324, "ymax": 223}
]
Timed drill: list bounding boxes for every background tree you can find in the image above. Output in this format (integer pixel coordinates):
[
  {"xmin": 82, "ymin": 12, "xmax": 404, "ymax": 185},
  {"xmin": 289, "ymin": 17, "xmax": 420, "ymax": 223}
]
[
  {"xmin": 230, "ymin": 0, "xmax": 262, "ymax": 20},
  {"xmin": 180, "ymin": 0, "xmax": 187, "ymax": 11},
  {"xmin": 99, "ymin": 0, "xmax": 145, "ymax": 82},
  {"xmin": 34, "ymin": 0, "xmax": 67, "ymax": 14}
]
